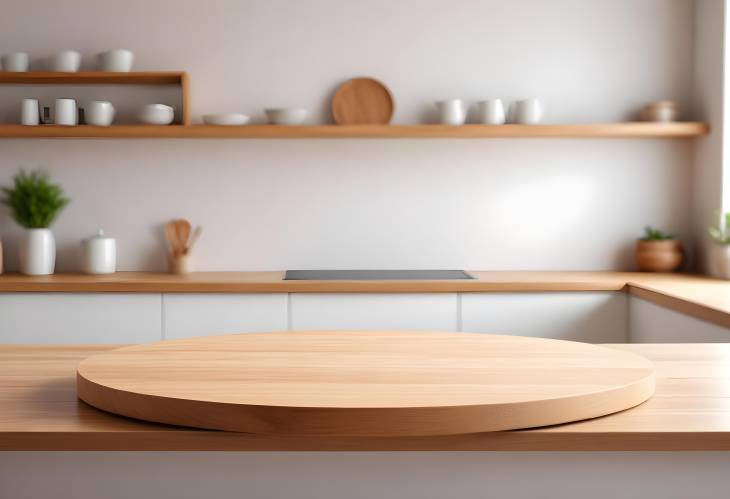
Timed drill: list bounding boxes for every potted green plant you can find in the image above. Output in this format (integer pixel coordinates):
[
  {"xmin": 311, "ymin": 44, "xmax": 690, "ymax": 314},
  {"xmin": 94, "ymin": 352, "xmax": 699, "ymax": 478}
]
[
  {"xmin": 1, "ymin": 170, "xmax": 69, "ymax": 275},
  {"xmin": 635, "ymin": 226, "xmax": 683, "ymax": 272},
  {"xmin": 708, "ymin": 211, "xmax": 730, "ymax": 278}
]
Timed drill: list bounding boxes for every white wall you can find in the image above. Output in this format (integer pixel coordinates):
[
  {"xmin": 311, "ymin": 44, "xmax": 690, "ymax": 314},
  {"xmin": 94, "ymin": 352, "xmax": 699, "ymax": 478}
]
[
  {"xmin": 692, "ymin": 0, "xmax": 726, "ymax": 274},
  {"xmin": 0, "ymin": 0, "xmax": 695, "ymax": 271}
]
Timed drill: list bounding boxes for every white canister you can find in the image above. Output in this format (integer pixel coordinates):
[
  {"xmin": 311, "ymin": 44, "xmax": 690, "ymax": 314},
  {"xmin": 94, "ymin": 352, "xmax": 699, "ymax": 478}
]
[
  {"xmin": 476, "ymin": 99, "xmax": 506, "ymax": 125},
  {"xmin": 86, "ymin": 101, "xmax": 116, "ymax": 126},
  {"xmin": 436, "ymin": 99, "xmax": 466, "ymax": 125},
  {"xmin": 2, "ymin": 52, "xmax": 29, "ymax": 72},
  {"xmin": 82, "ymin": 230, "xmax": 116, "ymax": 274},
  {"xmin": 54, "ymin": 98, "xmax": 78, "ymax": 125},
  {"xmin": 97, "ymin": 49, "xmax": 134, "ymax": 72},
  {"xmin": 513, "ymin": 98, "xmax": 544, "ymax": 124},
  {"xmin": 19, "ymin": 228, "xmax": 55, "ymax": 276},
  {"xmin": 49, "ymin": 50, "xmax": 81, "ymax": 72},
  {"xmin": 21, "ymin": 99, "xmax": 40, "ymax": 125}
]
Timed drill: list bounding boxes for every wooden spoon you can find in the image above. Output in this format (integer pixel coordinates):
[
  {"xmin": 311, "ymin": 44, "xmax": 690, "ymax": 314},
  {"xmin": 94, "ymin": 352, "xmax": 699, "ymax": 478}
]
[
  {"xmin": 174, "ymin": 219, "xmax": 191, "ymax": 254},
  {"xmin": 165, "ymin": 221, "xmax": 181, "ymax": 257},
  {"xmin": 185, "ymin": 226, "xmax": 202, "ymax": 255}
]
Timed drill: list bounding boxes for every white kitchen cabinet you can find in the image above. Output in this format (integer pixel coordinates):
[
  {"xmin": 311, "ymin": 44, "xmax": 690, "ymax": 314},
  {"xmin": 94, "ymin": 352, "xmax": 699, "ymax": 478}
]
[
  {"xmin": 290, "ymin": 293, "xmax": 458, "ymax": 331},
  {"xmin": 163, "ymin": 293, "xmax": 288, "ymax": 339},
  {"xmin": 0, "ymin": 293, "xmax": 161, "ymax": 344},
  {"xmin": 629, "ymin": 296, "xmax": 730, "ymax": 342},
  {"xmin": 461, "ymin": 292, "xmax": 627, "ymax": 342}
]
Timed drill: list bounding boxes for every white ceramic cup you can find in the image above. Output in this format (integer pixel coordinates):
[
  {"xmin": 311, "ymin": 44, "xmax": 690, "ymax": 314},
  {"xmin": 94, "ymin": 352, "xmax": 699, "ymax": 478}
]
[
  {"xmin": 436, "ymin": 99, "xmax": 466, "ymax": 125},
  {"xmin": 21, "ymin": 99, "xmax": 40, "ymax": 126},
  {"xmin": 54, "ymin": 98, "xmax": 78, "ymax": 125},
  {"xmin": 476, "ymin": 99, "xmax": 506, "ymax": 125},
  {"xmin": 513, "ymin": 98, "xmax": 544, "ymax": 124},
  {"xmin": 2, "ymin": 52, "xmax": 29, "ymax": 72},
  {"xmin": 49, "ymin": 50, "xmax": 81, "ymax": 72},
  {"xmin": 97, "ymin": 49, "xmax": 134, "ymax": 72},
  {"xmin": 86, "ymin": 101, "xmax": 116, "ymax": 126}
]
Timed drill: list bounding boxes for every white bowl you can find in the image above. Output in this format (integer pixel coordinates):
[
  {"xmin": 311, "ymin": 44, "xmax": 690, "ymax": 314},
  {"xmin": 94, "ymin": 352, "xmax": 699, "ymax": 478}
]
[
  {"xmin": 98, "ymin": 49, "xmax": 134, "ymax": 72},
  {"xmin": 202, "ymin": 113, "xmax": 250, "ymax": 126},
  {"xmin": 139, "ymin": 104, "xmax": 174, "ymax": 125},
  {"xmin": 265, "ymin": 108, "xmax": 307, "ymax": 125}
]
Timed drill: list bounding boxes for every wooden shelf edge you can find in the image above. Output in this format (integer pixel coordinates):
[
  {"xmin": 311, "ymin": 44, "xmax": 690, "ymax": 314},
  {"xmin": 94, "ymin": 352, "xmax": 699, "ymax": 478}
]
[
  {"xmin": 0, "ymin": 71, "xmax": 186, "ymax": 85},
  {"xmin": 0, "ymin": 122, "xmax": 710, "ymax": 139}
]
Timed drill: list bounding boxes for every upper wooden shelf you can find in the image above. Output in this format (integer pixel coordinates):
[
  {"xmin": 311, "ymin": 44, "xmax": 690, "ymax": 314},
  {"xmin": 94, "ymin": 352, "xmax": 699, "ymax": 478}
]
[
  {"xmin": 0, "ymin": 122, "xmax": 709, "ymax": 139},
  {"xmin": 0, "ymin": 71, "xmax": 186, "ymax": 85}
]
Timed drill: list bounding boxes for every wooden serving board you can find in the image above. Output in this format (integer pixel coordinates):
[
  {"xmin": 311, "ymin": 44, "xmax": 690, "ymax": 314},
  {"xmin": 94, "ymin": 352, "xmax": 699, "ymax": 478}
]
[
  {"xmin": 77, "ymin": 331, "xmax": 655, "ymax": 437},
  {"xmin": 331, "ymin": 77, "xmax": 394, "ymax": 124}
]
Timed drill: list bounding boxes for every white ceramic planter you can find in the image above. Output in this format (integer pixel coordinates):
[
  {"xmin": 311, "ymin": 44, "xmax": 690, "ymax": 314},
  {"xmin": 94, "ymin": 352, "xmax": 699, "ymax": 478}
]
[
  {"xmin": 19, "ymin": 228, "xmax": 55, "ymax": 275},
  {"xmin": 709, "ymin": 244, "xmax": 730, "ymax": 279}
]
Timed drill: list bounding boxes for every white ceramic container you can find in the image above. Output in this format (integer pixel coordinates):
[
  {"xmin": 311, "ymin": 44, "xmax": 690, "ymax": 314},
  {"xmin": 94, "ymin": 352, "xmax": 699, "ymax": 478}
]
[
  {"xmin": 265, "ymin": 108, "xmax": 307, "ymax": 125},
  {"xmin": 436, "ymin": 99, "xmax": 466, "ymax": 125},
  {"xmin": 97, "ymin": 49, "xmax": 134, "ymax": 72},
  {"xmin": 513, "ymin": 98, "xmax": 544, "ymax": 124},
  {"xmin": 21, "ymin": 99, "xmax": 40, "ymax": 125},
  {"xmin": 86, "ymin": 101, "xmax": 116, "ymax": 126},
  {"xmin": 203, "ymin": 113, "xmax": 250, "ymax": 126},
  {"xmin": 54, "ymin": 98, "xmax": 78, "ymax": 125},
  {"xmin": 139, "ymin": 104, "xmax": 174, "ymax": 125},
  {"xmin": 476, "ymin": 99, "xmax": 506, "ymax": 125},
  {"xmin": 49, "ymin": 50, "xmax": 81, "ymax": 72},
  {"xmin": 2, "ymin": 52, "xmax": 29, "ymax": 72},
  {"xmin": 20, "ymin": 228, "xmax": 55, "ymax": 275},
  {"xmin": 82, "ymin": 230, "xmax": 116, "ymax": 274}
]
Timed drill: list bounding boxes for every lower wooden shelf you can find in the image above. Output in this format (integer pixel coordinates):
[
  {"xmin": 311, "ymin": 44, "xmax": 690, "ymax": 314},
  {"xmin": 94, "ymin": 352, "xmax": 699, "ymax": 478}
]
[{"xmin": 0, "ymin": 122, "xmax": 709, "ymax": 139}]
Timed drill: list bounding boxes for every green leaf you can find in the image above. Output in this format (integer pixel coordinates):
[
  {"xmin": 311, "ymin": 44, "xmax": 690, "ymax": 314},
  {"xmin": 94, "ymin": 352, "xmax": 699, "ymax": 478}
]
[{"xmin": 0, "ymin": 170, "xmax": 70, "ymax": 228}]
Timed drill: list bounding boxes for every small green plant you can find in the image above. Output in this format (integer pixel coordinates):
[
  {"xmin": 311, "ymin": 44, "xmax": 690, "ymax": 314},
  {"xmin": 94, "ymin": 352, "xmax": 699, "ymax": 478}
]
[
  {"xmin": 640, "ymin": 226, "xmax": 674, "ymax": 241},
  {"xmin": 1, "ymin": 170, "xmax": 70, "ymax": 229},
  {"xmin": 709, "ymin": 211, "xmax": 730, "ymax": 245}
]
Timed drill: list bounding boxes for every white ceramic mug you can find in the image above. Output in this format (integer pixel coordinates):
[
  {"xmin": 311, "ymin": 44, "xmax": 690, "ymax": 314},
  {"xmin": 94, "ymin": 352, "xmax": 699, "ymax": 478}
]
[
  {"xmin": 2, "ymin": 52, "xmax": 29, "ymax": 72},
  {"xmin": 513, "ymin": 98, "xmax": 544, "ymax": 124},
  {"xmin": 97, "ymin": 49, "xmax": 134, "ymax": 72},
  {"xmin": 21, "ymin": 99, "xmax": 40, "ymax": 126},
  {"xmin": 436, "ymin": 99, "xmax": 466, "ymax": 125},
  {"xmin": 54, "ymin": 98, "xmax": 78, "ymax": 126},
  {"xmin": 476, "ymin": 99, "xmax": 506, "ymax": 125},
  {"xmin": 49, "ymin": 50, "xmax": 81, "ymax": 72},
  {"xmin": 86, "ymin": 101, "xmax": 116, "ymax": 126}
]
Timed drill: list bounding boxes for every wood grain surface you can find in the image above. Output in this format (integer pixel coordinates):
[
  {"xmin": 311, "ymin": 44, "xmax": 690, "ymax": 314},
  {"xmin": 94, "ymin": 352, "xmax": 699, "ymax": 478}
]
[
  {"xmin": 76, "ymin": 332, "xmax": 655, "ymax": 437},
  {"xmin": 2, "ymin": 343, "xmax": 729, "ymax": 450},
  {"xmin": 0, "ymin": 123, "xmax": 708, "ymax": 139},
  {"xmin": 332, "ymin": 77, "xmax": 395, "ymax": 124}
]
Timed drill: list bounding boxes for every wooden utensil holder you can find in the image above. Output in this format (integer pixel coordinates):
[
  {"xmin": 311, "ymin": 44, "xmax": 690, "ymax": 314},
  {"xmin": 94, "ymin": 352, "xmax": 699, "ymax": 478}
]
[{"xmin": 168, "ymin": 253, "xmax": 191, "ymax": 274}]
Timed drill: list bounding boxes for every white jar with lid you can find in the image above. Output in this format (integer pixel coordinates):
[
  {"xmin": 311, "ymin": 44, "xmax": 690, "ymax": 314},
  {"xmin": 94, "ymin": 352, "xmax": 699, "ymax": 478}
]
[{"xmin": 82, "ymin": 229, "xmax": 116, "ymax": 274}]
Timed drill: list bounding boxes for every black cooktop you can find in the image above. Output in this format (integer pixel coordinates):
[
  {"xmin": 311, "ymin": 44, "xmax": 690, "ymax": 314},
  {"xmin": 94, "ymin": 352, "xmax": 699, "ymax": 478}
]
[{"xmin": 284, "ymin": 270, "xmax": 474, "ymax": 280}]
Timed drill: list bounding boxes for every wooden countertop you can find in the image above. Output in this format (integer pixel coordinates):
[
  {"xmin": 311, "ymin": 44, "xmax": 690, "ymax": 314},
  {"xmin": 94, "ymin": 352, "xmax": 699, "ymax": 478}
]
[
  {"xmin": 1, "ymin": 343, "xmax": 729, "ymax": 451},
  {"xmin": 0, "ymin": 271, "xmax": 729, "ymax": 328}
]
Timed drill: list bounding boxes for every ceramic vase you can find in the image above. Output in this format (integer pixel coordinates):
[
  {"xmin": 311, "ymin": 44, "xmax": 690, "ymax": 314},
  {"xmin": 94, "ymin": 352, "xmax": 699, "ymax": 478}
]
[
  {"xmin": 20, "ymin": 228, "xmax": 55, "ymax": 275},
  {"xmin": 709, "ymin": 244, "xmax": 730, "ymax": 279},
  {"xmin": 635, "ymin": 239, "xmax": 683, "ymax": 272}
]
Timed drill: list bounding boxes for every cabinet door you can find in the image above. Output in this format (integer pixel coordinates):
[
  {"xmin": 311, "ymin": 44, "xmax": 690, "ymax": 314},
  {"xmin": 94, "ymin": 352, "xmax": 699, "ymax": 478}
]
[
  {"xmin": 163, "ymin": 294, "xmax": 288, "ymax": 339},
  {"xmin": 629, "ymin": 296, "xmax": 730, "ymax": 342},
  {"xmin": 0, "ymin": 293, "xmax": 161, "ymax": 344},
  {"xmin": 461, "ymin": 292, "xmax": 627, "ymax": 343},
  {"xmin": 290, "ymin": 293, "xmax": 458, "ymax": 331}
]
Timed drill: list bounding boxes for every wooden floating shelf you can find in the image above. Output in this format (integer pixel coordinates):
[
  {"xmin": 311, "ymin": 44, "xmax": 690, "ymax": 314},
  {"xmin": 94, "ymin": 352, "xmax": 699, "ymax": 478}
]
[
  {"xmin": 0, "ymin": 71, "xmax": 186, "ymax": 85},
  {"xmin": 0, "ymin": 71, "xmax": 191, "ymax": 125},
  {"xmin": 0, "ymin": 122, "xmax": 709, "ymax": 139}
]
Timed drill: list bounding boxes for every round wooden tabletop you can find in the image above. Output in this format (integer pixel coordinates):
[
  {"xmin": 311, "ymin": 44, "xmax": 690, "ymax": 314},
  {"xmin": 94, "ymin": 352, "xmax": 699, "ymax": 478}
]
[{"xmin": 77, "ymin": 331, "xmax": 655, "ymax": 437}]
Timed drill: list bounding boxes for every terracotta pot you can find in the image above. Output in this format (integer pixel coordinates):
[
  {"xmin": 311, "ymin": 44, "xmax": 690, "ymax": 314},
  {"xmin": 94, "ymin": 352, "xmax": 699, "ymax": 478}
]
[{"xmin": 635, "ymin": 239, "xmax": 683, "ymax": 272}]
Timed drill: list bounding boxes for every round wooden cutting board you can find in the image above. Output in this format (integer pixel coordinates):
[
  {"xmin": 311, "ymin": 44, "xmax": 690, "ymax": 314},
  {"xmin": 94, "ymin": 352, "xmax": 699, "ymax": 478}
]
[
  {"xmin": 331, "ymin": 77, "xmax": 394, "ymax": 124},
  {"xmin": 77, "ymin": 331, "xmax": 655, "ymax": 437}
]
